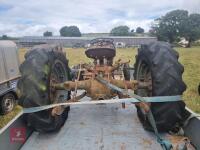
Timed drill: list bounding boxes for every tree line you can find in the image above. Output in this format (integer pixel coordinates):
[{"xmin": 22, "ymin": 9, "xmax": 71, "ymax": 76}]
[
  {"xmin": 150, "ymin": 9, "xmax": 200, "ymax": 47},
  {"xmin": 109, "ymin": 26, "xmax": 144, "ymax": 36},
  {"xmin": 43, "ymin": 25, "xmax": 144, "ymax": 37},
  {"xmin": 44, "ymin": 26, "xmax": 81, "ymax": 37},
  {"xmin": 2, "ymin": 9, "xmax": 200, "ymax": 47}
]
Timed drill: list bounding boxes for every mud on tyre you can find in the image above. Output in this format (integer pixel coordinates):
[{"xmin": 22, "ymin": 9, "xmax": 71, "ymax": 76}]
[
  {"xmin": 18, "ymin": 45, "xmax": 71, "ymax": 132},
  {"xmin": 134, "ymin": 41, "xmax": 190, "ymax": 132}
]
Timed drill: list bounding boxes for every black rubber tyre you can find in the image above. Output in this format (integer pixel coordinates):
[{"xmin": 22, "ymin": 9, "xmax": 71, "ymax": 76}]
[
  {"xmin": 0, "ymin": 93, "xmax": 15, "ymax": 115},
  {"xmin": 134, "ymin": 41, "xmax": 190, "ymax": 132},
  {"xmin": 123, "ymin": 64, "xmax": 130, "ymax": 81},
  {"xmin": 18, "ymin": 45, "xmax": 71, "ymax": 132}
]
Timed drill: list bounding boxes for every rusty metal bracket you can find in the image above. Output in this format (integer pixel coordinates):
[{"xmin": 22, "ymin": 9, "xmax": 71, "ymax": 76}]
[
  {"xmin": 51, "ymin": 91, "xmax": 87, "ymax": 116},
  {"xmin": 95, "ymin": 75, "xmax": 151, "ymax": 112}
]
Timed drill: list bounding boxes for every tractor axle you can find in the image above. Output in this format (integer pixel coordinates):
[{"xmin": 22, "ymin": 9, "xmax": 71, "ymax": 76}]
[{"xmin": 52, "ymin": 78, "xmax": 150, "ymax": 100}]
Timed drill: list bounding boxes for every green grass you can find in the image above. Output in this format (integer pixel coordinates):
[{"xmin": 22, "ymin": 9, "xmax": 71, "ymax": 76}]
[
  {"xmin": 0, "ymin": 46, "xmax": 199, "ymax": 129},
  {"xmin": 0, "ymin": 106, "xmax": 21, "ymax": 128},
  {"xmin": 64, "ymin": 47, "xmax": 137, "ymax": 67},
  {"xmin": 176, "ymin": 47, "xmax": 200, "ymax": 113}
]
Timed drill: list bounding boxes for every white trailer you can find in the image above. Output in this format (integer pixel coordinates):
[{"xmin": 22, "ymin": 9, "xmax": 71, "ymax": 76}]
[{"xmin": 0, "ymin": 40, "xmax": 20, "ymax": 114}]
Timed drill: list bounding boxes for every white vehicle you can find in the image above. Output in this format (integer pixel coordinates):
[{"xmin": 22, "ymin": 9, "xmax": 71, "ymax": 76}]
[
  {"xmin": 115, "ymin": 42, "xmax": 125, "ymax": 48},
  {"xmin": 0, "ymin": 41, "xmax": 20, "ymax": 114}
]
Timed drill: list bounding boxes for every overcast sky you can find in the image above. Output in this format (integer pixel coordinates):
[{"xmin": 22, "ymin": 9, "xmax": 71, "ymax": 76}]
[{"xmin": 0, "ymin": 0, "xmax": 199, "ymax": 37}]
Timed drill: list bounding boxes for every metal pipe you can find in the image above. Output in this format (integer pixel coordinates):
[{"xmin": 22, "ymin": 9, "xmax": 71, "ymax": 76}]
[
  {"xmin": 110, "ymin": 79, "xmax": 138, "ymax": 90},
  {"xmin": 53, "ymin": 80, "xmax": 91, "ymax": 91}
]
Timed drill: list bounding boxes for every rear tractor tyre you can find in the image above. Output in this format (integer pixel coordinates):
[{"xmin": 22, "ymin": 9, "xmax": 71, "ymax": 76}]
[
  {"xmin": 134, "ymin": 41, "xmax": 190, "ymax": 132},
  {"xmin": 18, "ymin": 45, "xmax": 71, "ymax": 132},
  {"xmin": 123, "ymin": 63, "xmax": 131, "ymax": 81}
]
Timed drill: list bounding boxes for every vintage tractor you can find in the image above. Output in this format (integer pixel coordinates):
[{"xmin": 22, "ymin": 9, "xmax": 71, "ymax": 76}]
[{"xmin": 17, "ymin": 38, "xmax": 189, "ymax": 134}]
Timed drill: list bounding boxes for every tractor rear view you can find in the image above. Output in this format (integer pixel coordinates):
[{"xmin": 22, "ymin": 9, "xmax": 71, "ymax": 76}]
[{"xmin": 17, "ymin": 38, "xmax": 190, "ymax": 149}]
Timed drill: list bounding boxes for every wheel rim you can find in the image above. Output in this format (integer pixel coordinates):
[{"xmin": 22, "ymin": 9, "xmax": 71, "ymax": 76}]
[
  {"xmin": 3, "ymin": 94, "xmax": 14, "ymax": 112},
  {"xmin": 50, "ymin": 60, "xmax": 69, "ymax": 103},
  {"xmin": 136, "ymin": 61, "xmax": 152, "ymax": 97}
]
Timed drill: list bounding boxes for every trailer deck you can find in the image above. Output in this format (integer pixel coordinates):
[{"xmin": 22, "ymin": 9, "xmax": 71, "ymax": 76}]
[
  {"xmin": 0, "ymin": 93, "xmax": 199, "ymax": 150},
  {"xmin": 21, "ymin": 91, "xmax": 193, "ymax": 150},
  {"xmin": 22, "ymin": 103, "xmax": 163, "ymax": 150}
]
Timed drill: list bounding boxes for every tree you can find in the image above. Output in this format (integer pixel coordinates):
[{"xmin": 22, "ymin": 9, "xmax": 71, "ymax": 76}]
[
  {"xmin": 136, "ymin": 27, "xmax": 144, "ymax": 33},
  {"xmin": 43, "ymin": 31, "xmax": 53, "ymax": 37},
  {"xmin": 181, "ymin": 13, "xmax": 200, "ymax": 47},
  {"xmin": 151, "ymin": 10, "xmax": 200, "ymax": 46},
  {"xmin": 131, "ymin": 29, "xmax": 134, "ymax": 33},
  {"xmin": 2, "ymin": 35, "xmax": 8, "ymax": 40},
  {"xmin": 151, "ymin": 10, "xmax": 188, "ymax": 43},
  {"xmin": 110, "ymin": 26, "xmax": 130, "ymax": 36},
  {"xmin": 60, "ymin": 26, "xmax": 81, "ymax": 37}
]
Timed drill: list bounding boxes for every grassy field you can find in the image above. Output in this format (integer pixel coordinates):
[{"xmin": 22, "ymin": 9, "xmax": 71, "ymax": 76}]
[
  {"xmin": 176, "ymin": 47, "xmax": 200, "ymax": 113},
  {"xmin": 0, "ymin": 46, "xmax": 199, "ymax": 128}
]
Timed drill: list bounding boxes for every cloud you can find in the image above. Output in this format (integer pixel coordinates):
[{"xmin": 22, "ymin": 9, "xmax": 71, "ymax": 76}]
[
  {"xmin": 0, "ymin": 0, "xmax": 199, "ymax": 36},
  {"xmin": 0, "ymin": 3, "xmax": 13, "ymax": 12}
]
